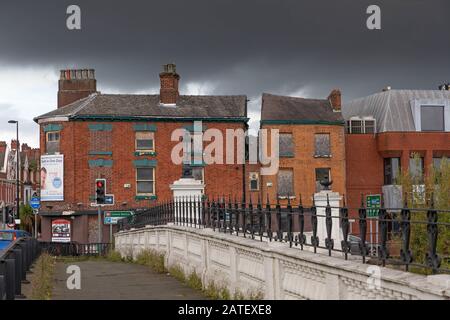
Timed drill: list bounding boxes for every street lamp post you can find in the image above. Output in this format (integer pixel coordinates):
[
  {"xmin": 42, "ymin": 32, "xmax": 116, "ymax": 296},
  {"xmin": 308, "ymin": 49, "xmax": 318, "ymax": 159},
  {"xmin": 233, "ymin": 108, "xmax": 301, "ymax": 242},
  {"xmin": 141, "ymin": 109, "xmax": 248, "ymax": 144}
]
[{"xmin": 8, "ymin": 120, "xmax": 19, "ymax": 229}]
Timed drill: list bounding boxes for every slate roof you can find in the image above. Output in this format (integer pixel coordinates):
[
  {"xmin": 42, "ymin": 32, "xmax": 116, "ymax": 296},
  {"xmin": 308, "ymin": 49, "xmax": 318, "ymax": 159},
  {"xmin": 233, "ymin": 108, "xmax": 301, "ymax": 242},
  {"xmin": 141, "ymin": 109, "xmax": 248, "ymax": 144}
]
[
  {"xmin": 34, "ymin": 93, "xmax": 248, "ymax": 122},
  {"xmin": 260, "ymin": 93, "xmax": 344, "ymax": 124},
  {"xmin": 342, "ymin": 90, "xmax": 450, "ymax": 132}
]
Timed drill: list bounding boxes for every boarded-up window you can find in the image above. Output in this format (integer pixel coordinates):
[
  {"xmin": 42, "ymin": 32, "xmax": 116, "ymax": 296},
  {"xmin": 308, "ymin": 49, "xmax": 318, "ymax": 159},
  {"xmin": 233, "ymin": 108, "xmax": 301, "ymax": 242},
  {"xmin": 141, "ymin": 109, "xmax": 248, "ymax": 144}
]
[
  {"xmin": 136, "ymin": 132, "xmax": 154, "ymax": 151},
  {"xmin": 314, "ymin": 134, "xmax": 330, "ymax": 157},
  {"xmin": 279, "ymin": 133, "xmax": 294, "ymax": 157},
  {"xmin": 46, "ymin": 131, "xmax": 60, "ymax": 154},
  {"xmin": 277, "ymin": 169, "xmax": 294, "ymax": 197}
]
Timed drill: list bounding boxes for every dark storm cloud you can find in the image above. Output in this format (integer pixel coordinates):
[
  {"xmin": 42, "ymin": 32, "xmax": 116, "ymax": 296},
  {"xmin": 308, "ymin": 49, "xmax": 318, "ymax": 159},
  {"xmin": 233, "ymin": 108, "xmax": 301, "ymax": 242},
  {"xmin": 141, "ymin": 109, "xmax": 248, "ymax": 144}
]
[{"xmin": 1, "ymin": 0, "xmax": 450, "ymax": 100}]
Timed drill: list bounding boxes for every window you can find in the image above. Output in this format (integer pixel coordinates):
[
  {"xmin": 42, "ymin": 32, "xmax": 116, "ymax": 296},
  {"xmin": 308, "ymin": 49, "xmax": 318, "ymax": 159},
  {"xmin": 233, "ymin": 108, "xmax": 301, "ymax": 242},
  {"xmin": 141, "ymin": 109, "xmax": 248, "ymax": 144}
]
[
  {"xmin": 433, "ymin": 157, "xmax": 444, "ymax": 170},
  {"xmin": 46, "ymin": 131, "xmax": 60, "ymax": 154},
  {"xmin": 279, "ymin": 133, "xmax": 294, "ymax": 157},
  {"xmin": 135, "ymin": 132, "xmax": 154, "ymax": 151},
  {"xmin": 192, "ymin": 167, "xmax": 204, "ymax": 182},
  {"xmin": 409, "ymin": 156, "xmax": 424, "ymax": 183},
  {"xmin": 346, "ymin": 117, "xmax": 376, "ymax": 134},
  {"xmin": 421, "ymin": 106, "xmax": 444, "ymax": 131},
  {"xmin": 315, "ymin": 168, "xmax": 331, "ymax": 192},
  {"xmin": 314, "ymin": 134, "xmax": 330, "ymax": 157},
  {"xmin": 136, "ymin": 168, "xmax": 155, "ymax": 194},
  {"xmin": 249, "ymin": 172, "xmax": 259, "ymax": 191},
  {"xmin": 347, "ymin": 119, "xmax": 363, "ymax": 134},
  {"xmin": 364, "ymin": 119, "xmax": 376, "ymax": 133},
  {"xmin": 384, "ymin": 158, "xmax": 401, "ymax": 185},
  {"xmin": 277, "ymin": 169, "xmax": 294, "ymax": 197}
]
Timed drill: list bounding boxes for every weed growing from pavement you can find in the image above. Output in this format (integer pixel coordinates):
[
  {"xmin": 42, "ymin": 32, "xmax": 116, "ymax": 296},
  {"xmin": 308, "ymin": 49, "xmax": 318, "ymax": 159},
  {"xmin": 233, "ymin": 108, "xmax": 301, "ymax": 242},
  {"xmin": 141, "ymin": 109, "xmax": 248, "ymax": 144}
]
[{"xmin": 31, "ymin": 253, "xmax": 56, "ymax": 300}]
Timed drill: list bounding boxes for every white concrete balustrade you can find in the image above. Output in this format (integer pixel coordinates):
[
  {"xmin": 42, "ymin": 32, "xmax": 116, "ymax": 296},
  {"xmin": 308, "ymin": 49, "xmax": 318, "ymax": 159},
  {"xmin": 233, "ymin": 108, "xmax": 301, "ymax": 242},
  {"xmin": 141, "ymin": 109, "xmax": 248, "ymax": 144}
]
[{"xmin": 115, "ymin": 225, "xmax": 450, "ymax": 300}]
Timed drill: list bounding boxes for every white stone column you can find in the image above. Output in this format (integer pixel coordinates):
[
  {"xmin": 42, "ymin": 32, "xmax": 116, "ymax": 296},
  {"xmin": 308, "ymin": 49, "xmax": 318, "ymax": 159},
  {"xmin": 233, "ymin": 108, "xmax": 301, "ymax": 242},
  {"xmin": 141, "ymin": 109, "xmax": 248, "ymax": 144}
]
[
  {"xmin": 314, "ymin": 191, "xmax": 343, "ymax": 251},
  {"xmin": 170, "ymin": 177, "xmax": 205, "ymax": 226}
]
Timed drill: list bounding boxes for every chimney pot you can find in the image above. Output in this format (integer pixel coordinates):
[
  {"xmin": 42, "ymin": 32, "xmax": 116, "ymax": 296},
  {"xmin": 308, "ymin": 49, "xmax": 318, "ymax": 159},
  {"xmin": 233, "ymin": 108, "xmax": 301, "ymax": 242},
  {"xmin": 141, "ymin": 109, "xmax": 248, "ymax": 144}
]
[{"xmin": 58, "ymin": 68, "xmax": 97, "ymax": 108}]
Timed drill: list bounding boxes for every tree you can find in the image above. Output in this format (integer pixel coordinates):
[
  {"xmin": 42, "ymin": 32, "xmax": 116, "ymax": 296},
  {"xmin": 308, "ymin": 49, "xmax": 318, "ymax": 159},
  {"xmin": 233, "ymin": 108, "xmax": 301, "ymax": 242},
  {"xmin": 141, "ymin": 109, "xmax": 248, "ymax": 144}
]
[
  {"xmin": 397, "ymin": 154, "xmax": 450, "ymax": 272},
  {"xmin": 19, "ymin": 204, "xmax": 34, "ymax": 234}
]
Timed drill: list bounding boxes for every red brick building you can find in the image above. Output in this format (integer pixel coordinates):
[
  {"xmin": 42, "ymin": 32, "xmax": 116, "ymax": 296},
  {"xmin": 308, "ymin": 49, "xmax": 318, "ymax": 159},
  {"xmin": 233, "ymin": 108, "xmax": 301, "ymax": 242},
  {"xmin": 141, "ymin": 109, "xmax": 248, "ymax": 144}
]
[
  {"xmin": 343, "ymin": 89, "xmax": 450, "ymax": 213},
  {"xmin": 34, "ymin": 64, "xmax": 249, "ymax": 243},
  {"xmin": 0, "ymin": 140, "xmax": 40, "ymax": 226},
  {"xmin": 259, "ymin": 91, "xmax": 346, "ymax": 207}
]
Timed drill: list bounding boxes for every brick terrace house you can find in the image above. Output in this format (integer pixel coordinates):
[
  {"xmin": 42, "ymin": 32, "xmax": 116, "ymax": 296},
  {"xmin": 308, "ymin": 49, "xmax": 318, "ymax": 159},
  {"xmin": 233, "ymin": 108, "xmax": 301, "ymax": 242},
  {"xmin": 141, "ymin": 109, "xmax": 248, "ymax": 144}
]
[
  {"xmin": 259, "ymin": 91, "xmax": 346, "ymax": 207},
  {"xmin": 0, "ymin": 141, "xmax": 15, "ymax": 220},
  {"xmin": 343, "ymin": 88, "xmax": 450, "ymax": 212},
  {"xmin": 0, "ymin": 140, "xmax": 40, "ymax": 224},
  {"xmin": 34, "ymin": 64, "xmax": 249, "ymax": 243}
]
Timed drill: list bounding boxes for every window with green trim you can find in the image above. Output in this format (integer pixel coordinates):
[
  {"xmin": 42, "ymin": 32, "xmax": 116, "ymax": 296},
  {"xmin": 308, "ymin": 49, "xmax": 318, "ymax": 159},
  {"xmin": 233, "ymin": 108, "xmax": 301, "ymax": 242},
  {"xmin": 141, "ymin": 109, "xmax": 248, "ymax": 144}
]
[
  {"xmin": 135, "ymin": 132, "xmax": 154, "ymax": 151},
  {"xmin": 136, "ymin": 167, "xmax": 155, "ymax": 195}
]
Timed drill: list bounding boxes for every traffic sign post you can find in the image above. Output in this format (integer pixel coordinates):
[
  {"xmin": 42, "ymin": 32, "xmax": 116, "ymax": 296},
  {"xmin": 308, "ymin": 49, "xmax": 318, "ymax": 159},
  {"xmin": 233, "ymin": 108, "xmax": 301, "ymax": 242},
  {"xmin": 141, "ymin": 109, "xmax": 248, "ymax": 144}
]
[
  {"xmin": 366, "ymin": 194, "xmax": 381, "ymax": 256},
  {"xmin": 30, "ymin": 195, "xmax": 41, "ymax": 210},
  {"xmin": 366, "ymin": 194, "xmax": 381, "ymax": 218},
  {"xmin": 30, "ymin": 193, "xmax": 41, "ymax": 238},
  {"xmin": 103, "ymin": 211, "xmax": 132, "ymax": 244}
]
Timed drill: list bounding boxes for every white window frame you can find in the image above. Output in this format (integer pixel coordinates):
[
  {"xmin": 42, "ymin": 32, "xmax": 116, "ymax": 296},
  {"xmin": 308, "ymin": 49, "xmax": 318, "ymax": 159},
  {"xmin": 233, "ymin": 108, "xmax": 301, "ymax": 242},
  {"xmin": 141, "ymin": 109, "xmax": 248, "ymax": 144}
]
[
  {"xmin": 135, "ymin": 167, "xmax": 156, "ymax": 196},
  {"xmin": 45, "ymin": 131, "xmax": 60, "ymax": 154},
  {"xmin": 347, "ymin": 116, "xmax": 376, "ymax": 134},
  {"xmin": 135, "ymin": 132, "xmax": 155, "ymax": 152},
  {"xmin": 411, "ymin": 99, "xmax": 450, "ymax": 132}
]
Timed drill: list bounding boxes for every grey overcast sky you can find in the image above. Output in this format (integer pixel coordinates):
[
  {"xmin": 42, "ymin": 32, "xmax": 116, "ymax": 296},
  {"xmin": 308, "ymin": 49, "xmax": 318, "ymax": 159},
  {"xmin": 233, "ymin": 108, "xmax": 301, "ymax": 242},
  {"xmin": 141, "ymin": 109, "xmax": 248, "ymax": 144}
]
[{"xmin": 0, "ymin": 0, "xmax": 449, "ymax": 147}]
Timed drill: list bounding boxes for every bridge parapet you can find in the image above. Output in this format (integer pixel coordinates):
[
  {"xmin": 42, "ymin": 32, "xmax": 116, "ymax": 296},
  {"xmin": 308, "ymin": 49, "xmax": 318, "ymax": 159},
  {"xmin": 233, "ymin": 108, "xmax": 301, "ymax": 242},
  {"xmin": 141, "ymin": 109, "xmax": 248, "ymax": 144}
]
[{"xmin": 115, "ymin": 225, "xmax": 450, "ymax": 300}]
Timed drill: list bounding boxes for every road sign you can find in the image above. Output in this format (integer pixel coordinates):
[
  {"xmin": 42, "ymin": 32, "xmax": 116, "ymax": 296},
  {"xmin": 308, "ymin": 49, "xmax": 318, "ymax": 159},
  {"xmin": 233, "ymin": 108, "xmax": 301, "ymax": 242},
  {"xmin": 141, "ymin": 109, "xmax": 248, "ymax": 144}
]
[
  {"xmin": 366, "ymin": 194, "xmax": 381, "ymax": 218},
  {"xmin": 30, "ymin": 196, "xmax": 41, "ymax": 210},
  {"xmin": 105, "ymin": 195, "xmax": 114, "ymax": 205},
  {"xmin": 104, "ymin": 211, "xmax": 132, "ymax": 225}
]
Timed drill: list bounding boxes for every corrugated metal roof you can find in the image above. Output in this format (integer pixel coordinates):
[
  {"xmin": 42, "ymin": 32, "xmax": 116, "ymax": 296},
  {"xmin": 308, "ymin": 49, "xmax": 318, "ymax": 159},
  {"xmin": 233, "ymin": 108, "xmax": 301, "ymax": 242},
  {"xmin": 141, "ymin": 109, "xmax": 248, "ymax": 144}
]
[{"xmin": 342, "ymin": 90, "xmax": 450, "ymax": 132}]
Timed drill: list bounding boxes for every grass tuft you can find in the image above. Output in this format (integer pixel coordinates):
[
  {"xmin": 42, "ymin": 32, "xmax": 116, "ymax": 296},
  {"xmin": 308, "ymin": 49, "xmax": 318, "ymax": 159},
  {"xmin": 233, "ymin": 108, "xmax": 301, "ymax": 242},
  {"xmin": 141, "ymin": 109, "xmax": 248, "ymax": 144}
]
[
  {"xmin": 135, "ymin": 249, "xmax": 167, "ymax": 273},
  {"xmin": 31, "ymin": 253, "xmax": 55, "ymax": 300}
]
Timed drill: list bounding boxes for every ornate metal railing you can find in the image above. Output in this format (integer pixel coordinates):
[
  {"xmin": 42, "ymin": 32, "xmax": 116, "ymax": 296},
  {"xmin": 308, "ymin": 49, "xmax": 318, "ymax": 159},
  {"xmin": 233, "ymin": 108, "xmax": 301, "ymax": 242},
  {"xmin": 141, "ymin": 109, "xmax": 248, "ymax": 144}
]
[{"xmin": 118, "ymin": 194, "xmax": 450, "ymax": 274}]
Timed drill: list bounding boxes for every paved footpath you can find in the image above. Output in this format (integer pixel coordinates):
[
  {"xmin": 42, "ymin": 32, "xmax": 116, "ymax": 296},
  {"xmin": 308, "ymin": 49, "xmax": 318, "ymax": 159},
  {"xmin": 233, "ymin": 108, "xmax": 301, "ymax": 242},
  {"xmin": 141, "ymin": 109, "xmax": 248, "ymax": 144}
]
[{"xmin": 52, "ymin": 260, "xmax": 205, "ymax": 300}]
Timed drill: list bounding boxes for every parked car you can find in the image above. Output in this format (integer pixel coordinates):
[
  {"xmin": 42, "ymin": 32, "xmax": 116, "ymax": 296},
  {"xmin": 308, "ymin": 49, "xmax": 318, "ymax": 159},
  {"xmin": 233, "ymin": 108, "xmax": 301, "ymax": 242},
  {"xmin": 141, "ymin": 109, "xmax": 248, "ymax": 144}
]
[
  {"xmin": 0, "ymin": 230, "xmax": 32, "ymax": 252},
  {"xmin": 347, "ymin": 234, "xmax": 379, "ymax": 256}
]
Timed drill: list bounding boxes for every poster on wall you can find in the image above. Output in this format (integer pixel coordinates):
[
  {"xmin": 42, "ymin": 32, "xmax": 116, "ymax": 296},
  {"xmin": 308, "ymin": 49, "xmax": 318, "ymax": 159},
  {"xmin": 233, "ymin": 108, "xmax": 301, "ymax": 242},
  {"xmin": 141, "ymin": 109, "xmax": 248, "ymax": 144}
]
[
  {"xmin": 40, "ymin": 154, "xmax": 64, "ymax": 201},
  {"xmin": 51, "ymin": 219, "xmax": 71, "ymax": 242}
]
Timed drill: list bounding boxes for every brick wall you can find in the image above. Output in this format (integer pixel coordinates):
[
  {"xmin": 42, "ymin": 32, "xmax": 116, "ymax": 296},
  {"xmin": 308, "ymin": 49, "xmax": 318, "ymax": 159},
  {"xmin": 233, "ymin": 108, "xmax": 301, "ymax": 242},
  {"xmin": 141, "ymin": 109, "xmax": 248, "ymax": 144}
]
[
  {"xmin": 39, "ymin": 120, "xmax": 247, "ymax": 213},
  {"xmin": 260, "ymin": 124, "xmax": 346, "ymax": 207}
]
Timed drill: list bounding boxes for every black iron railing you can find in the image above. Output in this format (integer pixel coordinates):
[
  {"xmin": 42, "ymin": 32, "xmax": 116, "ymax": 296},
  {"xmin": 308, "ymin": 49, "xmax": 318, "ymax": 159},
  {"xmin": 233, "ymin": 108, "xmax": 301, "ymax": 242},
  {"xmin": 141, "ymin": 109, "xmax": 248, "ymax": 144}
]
[
  {"xmin": 39, "ymin": 242, "xmax": 112, "ymax": 257},
  {"xmin": 0, "ymin": 237, "xmax": 40, "ymax": 300},
  {"xmin": 117, "ymin": 194, "xmax": 450, "ymax": 274}
]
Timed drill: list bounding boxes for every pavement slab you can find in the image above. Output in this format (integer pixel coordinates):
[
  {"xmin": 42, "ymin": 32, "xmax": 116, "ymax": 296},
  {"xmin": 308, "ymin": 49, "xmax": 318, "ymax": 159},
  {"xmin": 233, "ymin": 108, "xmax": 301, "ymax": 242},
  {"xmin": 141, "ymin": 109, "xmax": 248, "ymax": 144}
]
[{"xmin": 51, "ymin": 260, "xmax": 206, "ymax": 300}]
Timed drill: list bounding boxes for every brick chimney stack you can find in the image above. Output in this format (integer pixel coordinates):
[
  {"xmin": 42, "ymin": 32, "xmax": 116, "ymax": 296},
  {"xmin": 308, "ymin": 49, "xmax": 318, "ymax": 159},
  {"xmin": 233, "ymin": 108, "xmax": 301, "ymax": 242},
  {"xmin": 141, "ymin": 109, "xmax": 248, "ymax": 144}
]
[
  {"xmin": 328, "ymin": 89, "xmax": 342, "ymax": 112},
  {"xmin": 58, "ymin": 69, "xmax": 97, "ymax": 108},
  {"xmin": 159, "ymin": 64, "xmax": 180, "ymax": 105}
]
